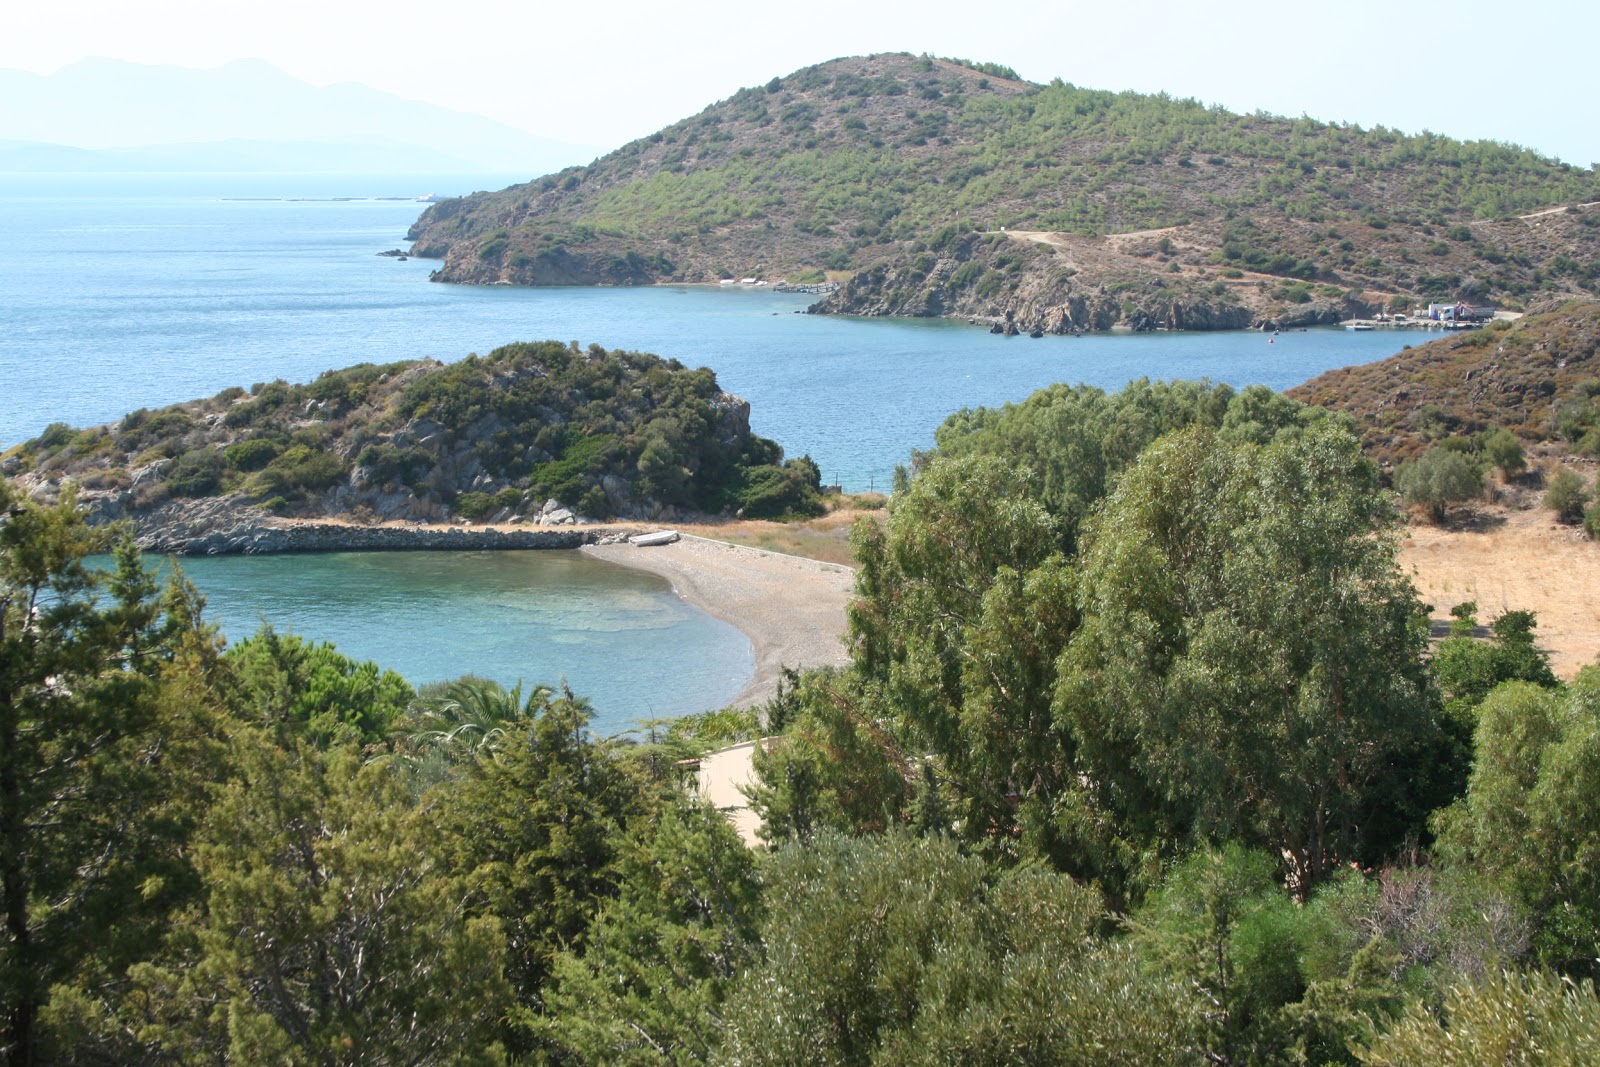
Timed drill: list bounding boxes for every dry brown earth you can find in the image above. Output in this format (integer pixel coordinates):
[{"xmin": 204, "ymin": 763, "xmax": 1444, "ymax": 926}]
[{"xmin": 1400, "ymin": 503, "xmax": 1600, "ymax": 678}]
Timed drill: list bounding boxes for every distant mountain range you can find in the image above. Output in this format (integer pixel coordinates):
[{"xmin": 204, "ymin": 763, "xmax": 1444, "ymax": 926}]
[{"xmin": 0, "ymin": 58, "xmax": 600, "ymax": 174}]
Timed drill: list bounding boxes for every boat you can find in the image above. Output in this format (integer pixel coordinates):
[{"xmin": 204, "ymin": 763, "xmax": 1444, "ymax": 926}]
[
  {"xmin": 1347, "ymin": 323, "xmax": 1375, "ymax": 331},
  {"xmin": 629, "ymin": 529, "xmax": 680, "ymax": 547}
]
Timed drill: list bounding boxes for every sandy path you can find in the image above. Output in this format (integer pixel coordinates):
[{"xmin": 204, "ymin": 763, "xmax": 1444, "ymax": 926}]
[{"xmin": 581, "ymin": 534, "xmax": 855, "ymax": 708}]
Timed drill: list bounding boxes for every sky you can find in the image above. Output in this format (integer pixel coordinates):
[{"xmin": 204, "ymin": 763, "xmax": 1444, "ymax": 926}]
[{"xmin": 5, "ymin": 0, "xmax": 1596, "ymax": 167}]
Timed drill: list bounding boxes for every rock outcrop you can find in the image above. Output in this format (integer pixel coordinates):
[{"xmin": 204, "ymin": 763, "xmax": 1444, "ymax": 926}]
[{"xmin": 810, "ymin": 229, "xmax": 1374, "ymax": 333}]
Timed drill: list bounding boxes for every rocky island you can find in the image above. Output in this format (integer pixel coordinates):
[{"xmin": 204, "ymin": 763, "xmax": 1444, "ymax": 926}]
[
  {"xmin": 406, "ymin": 53, "xmax": 1600, "ymax": 334},
  {"xmin": 1, "ymin": 341, "xmax": 825, "ymax": 554}
]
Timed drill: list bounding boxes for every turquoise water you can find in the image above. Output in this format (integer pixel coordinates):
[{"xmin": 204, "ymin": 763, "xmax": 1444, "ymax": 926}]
[
  {"xmin": 5, "ymin": 174, "xmax": 1415, "ymax": 719},
  {"xmin": 172, "ymin": 549, "xmax": 753, "ymax": 736}
]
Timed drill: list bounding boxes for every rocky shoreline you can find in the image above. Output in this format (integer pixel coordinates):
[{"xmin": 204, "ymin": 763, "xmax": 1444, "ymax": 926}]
[{"xmin": 137, "ymin": 518, "xmax": 614, "ymax": 556}]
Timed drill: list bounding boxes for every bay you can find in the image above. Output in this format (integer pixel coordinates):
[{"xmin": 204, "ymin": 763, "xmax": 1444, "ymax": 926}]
[
  {"xmin": 4, "ymin": 173, "xmax": 1415, "ymax": 719},
  {"xmin": 171, "ymin": 549, "xmax": 752, "ymax": 737}
]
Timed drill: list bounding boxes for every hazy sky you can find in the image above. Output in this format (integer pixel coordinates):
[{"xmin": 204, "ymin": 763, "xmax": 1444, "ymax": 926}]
[{"xmin": 7, "ymin": 0, "xmax": 1596, "ymax": 166}]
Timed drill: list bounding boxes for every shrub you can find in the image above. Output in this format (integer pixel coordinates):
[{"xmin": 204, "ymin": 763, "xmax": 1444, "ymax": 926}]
[
  {"xmin": 726, "ymin": 456, "xmax": 824, "ymax": 519},
  {"xmin": 1394, "ymin": 447, "xmax": 1481, "ymax": 523},
  {"xmin": 1544, "ymin": 467, "xmax": 1588, "ymax": 523},
  {"xmin": 355, "ymin": 443, "xmax": 430, "ymax": 487},
  {"xmin": 253, "ymin": 446, "xmax": 349, "ymax": 501},
  {"xmin": 224, "ymin": 438, "xmax": 282, "ymax": 472},
  {"xmin": 1482, "ymin": 427, "xmax": 1525, "ymax": 477},
  {"xmin": 164, "ymin": 448, "xmax": 226, "ymax": 498},
  {"xmin": 452, "ymin": 491, "xmax": 497, "ymax": 521}
]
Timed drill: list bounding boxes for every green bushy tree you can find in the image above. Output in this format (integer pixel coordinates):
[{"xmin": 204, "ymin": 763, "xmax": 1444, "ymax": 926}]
[
  {"xmin": 1483, "ymin": 427, "xmax": 1526, "ymax": 478},
  {"xmin": 1544, "ymin": 466, "xmax": 1589, "ymax": 523},
  {"xmin": 1354, "ymin": 970, "xmax": 1600, "ymax": 1066},
  {"xmin": 1058, "ymin": 423, "xmax": 1436, "ymax": 894},
  {"xmin": 1394, "ymin": 447, "xmax": 1481, "ymax": 523},
  {"xmin": 0, "ymin": 480, "xmax": 214, "ymax": 1066},
  {"xmin": 716, "ymin": 832, "xmax": 1199, "ymax": 1067}
]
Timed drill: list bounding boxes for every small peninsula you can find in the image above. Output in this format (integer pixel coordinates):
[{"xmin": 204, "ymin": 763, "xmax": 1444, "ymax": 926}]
[
  {"xmin": 406, "ymin": 53, "xmax": 1600, "ymax": 334},
  {"xmin": 0, "ymin": 340, "xmax": 825, "ymax": 554}
]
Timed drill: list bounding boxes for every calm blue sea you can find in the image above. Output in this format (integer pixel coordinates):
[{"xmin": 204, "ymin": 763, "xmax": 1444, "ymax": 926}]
[{"xmin": 3, "ymin": 173, "xmax": 1413, "ymax": 725}]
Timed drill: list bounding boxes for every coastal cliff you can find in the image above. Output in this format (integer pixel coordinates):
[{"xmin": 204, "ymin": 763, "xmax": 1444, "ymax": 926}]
[
  {"xmin": 808, "ymin": 227, "xmax": 1372, "ymax": 333},
  {"xmin": 405, "ymin": 53, "xmax": 1600, "ymax": 331}
]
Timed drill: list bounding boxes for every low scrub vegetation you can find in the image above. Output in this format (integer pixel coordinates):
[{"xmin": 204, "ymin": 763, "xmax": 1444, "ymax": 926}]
[{"xmin": 7, "ymin": 341, "xmax": 824, "ymax": 522}]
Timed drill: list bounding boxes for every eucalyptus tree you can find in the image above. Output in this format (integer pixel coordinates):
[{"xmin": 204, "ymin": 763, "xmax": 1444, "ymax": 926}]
[{"xmin": 1057, "ymin": 423, "xmax": 1437, "ymax": 894}]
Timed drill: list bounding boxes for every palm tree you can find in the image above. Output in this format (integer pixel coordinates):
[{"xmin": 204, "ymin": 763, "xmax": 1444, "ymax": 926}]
[{"xmin": 388, "ymin": 676, "xmax": 555, "ymax": 790}]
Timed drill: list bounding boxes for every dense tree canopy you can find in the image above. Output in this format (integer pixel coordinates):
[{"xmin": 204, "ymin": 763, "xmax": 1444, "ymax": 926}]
[{"xmin": 7, "ymin": 350, "xmax": 1600, "ymax": 1067}]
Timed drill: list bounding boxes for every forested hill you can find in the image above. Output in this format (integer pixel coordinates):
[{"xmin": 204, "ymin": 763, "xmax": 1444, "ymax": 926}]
[
  {"xmin": 1288, "ymin": 298, "xmax": 1600, "ymax": 463},
  {"xmin": 1, "ymin": 341, "xmax": 824, "ymax": 542},
  {"xmin": 408, "ymin": 52, "xmax": 1600, "ymax": 332}
]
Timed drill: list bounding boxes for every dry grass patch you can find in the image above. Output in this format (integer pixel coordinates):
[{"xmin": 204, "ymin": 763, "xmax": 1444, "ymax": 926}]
[
  {"xmin": 1400, "ymin": 503, "xmax": 1600, "ymax": 678},
  {"xmin": 675, "ymin": 495, "xmax": 886, "ymax": 566}
]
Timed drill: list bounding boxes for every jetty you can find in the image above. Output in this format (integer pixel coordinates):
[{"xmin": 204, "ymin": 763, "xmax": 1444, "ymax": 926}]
[{"xmin": 773, "ymin": 282, "xmax": 838, "ymax": 295}]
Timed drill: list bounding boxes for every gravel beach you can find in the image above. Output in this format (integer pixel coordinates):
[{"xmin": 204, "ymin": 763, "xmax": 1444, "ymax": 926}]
[{"xmin": 582, "ymin": 534, "xmax": 855, "ymax": 707}]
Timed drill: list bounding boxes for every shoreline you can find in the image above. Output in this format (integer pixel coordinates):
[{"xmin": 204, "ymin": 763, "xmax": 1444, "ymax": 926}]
[
  {"xmin": 582, "ymin": 535, "xmax": 854, "ymax": 708},
  {"xmin": 128, "ymin": 509, "xmax": 856, "ymax": 713}
]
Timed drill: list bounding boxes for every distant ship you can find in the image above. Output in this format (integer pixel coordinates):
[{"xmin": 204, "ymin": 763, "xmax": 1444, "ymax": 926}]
[{"xmin": 414, "ymin": 193, "xmax": 445, "ymax": 203}]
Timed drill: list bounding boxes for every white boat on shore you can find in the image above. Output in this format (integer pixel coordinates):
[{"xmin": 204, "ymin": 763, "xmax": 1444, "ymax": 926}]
[{"xmin": 629, "ymin": 529, "xmax": 680, "ymax": 547}]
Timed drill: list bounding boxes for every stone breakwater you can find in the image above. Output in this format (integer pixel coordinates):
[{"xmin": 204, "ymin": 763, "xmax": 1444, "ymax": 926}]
[{"xmin": 139, "ymin": 520, "xmax": 613, "ymax": 556}]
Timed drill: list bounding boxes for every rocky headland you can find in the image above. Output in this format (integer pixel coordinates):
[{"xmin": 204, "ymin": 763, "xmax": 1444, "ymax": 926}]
[{"xmin": 2, "ymin": 341, "xmax": 825, "ymax": 554}]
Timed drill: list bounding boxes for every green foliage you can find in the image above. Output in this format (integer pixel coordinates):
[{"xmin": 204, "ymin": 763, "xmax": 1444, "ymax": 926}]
[
  {"xmin": 452, "ymin": 490, "xmax": 498, "ymax": 520},
  {"xmin": 0, "ymin": 479, "xmax": 212, "ymax": 1065},
  {"xmin": 433, "ymin": 689, "xmax": 661, "ymax": 1054},
  {"xmin": 1544, "ymin": 466, "xmax": 1589, "ymax": 522},
  {"xmin": 848, "ymin": 454, "xmax": 1069, "ymax": 851},
  {"xmin": 222, "ymin": 627, "xmax": 414, "ymax": 748},
  {"xmin": 354, "ymin": 441, "xmax": 428, "ymax": 486},
  {"xmin": 1132, "ymin": 846, "xmax": 1309, "ymax": 1064},
  {"xmin": 251, "ymin": 443, "xmax": 350, "ymax": 501},
  {"xmin": 1483, "ymin": 426, "xmax": 1526, "ymax": 476},
  {"xmin": 1431, "ymin": 606, "xmax": 1559, "ymax": 719},
  {"xmin": 222, "ymin": 436, "xmax": 281, "ymax": 471},
  {"xmin": 722, "ymin": 455, "xmax": 825, "ymax": 519},
  {"xmin": 1436, "ymin": 668, "xmax": 1600, "ymax": 966},
  {"xmin": 717, "ymin": 831, "xmax": 1200, "ymax": 1066},
  {"xmin": 50, "ymin": 741, "xmax": 511, "ymax": 1064},
  {"xmin": 390, "ymin": 677, "xmax": 553, "ymax": 791},
  {"xmin": 747, "ymin": 669, "xmax": 910, "ymax": 843},
  {"xmin": 544, "ymin": 798, "xmax": 762, "ymax": 1064},
  {"xmin": 530, "ymin": 429, "xmax": 621, "ymax": 507},
  {"xmin": 1354, "ymin": 970, "xmax": 1600, "ymax": 1065},
  {"xmin": 1059, "ymin": 423, "xmax": 1436, "ymax": 893},
  {"xmin": 1395, "ymin": 447, "xmax": 1482, "ymax": 522},
  {"xmin": 162, "ymin": 447, "xmax": 225, "ymax": 497}
]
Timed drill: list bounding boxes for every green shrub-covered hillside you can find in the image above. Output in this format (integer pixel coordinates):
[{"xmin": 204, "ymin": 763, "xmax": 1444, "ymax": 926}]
[
  {"xmin": 1289, "ymin": 298, "xmax": 1600, "ymax": 464},
  {"xmin": 409, "ymin": 52, "xmax": 1600, "ymax": 323},
  {"xmin": 2, "ymin": 341, "xmax": 824, "ymax": 524}
]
